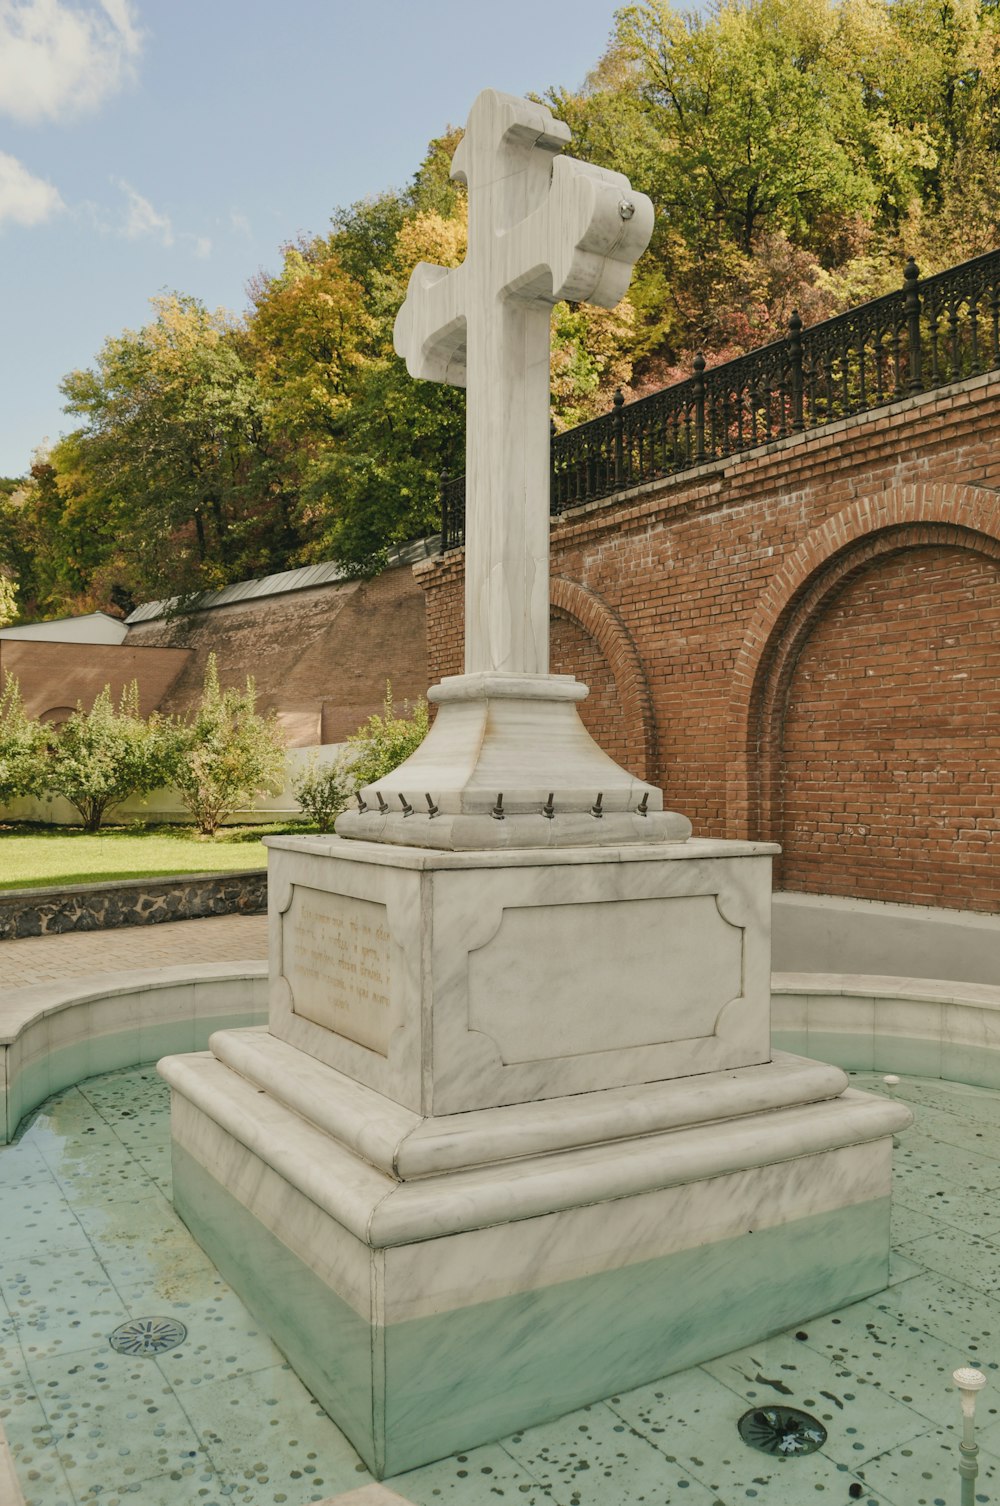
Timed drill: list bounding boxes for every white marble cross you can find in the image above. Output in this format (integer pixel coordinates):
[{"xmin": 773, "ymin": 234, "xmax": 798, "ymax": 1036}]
[{"xmin": 394, "ymin": 89, "xmax": 653, "ymax": 676}]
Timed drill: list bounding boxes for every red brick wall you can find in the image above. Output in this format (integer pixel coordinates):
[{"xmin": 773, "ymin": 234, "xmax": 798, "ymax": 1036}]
[
  {"xmin": 0, "ymin": 640, "xmax": 190, "ymax": 721},
  {"xmin": 418, "ymin": 370, "xmax": 1000, "ymax": 913},
  {"xmin": 778, "ymin": 544, "xmax": 1000, "ymax": 910},
  {"xmin": 126, "ymin": 563, "xmax": 427, "ymax": 747},
  {"xmin": 550, "ymin": 613, "xmax": 634, "ymax": 774}
]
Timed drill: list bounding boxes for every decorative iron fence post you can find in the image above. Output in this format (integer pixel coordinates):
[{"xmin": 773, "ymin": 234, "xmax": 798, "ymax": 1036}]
[
  {"xmin": 787, "ymin": 311, "xmax": 805, "ymax": 431},
  {"xmin": 904, "ymin": 257, "xmax": 923, "ymax": 393},
  {"xmin": 692, "ymin": 352, "xmax": 707, "ymax": 461},
  {"xmin": 612, "ymin": 387, "xmax": 625, "ymax": 487},
  {"xmin": 439, "ymin": 469, "xmax": 449, "ymax": 554}
]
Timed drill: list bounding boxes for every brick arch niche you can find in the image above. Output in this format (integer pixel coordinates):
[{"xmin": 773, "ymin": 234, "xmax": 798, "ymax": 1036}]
[
  {"xmin": 549, "ymin": 577, "xmax": 657, "ymax": 782},
  {"xmin": 731, "ymin": 484, "xmax": 1000, "ymax": 912}
]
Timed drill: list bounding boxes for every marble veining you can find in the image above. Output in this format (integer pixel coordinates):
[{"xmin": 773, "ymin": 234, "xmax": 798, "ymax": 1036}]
[
  {"xmin": 393, "ymin": 91, "xmax": 653, "ymax": 677},
  {"xmin": 161, "ymin": 1048, "xmax": 908, "ymax": 1251},
  {"xmin": 259, "ymin": 840, "xmax": 780, "ymax": 1115},
  {"xmin": 208, "ymin": 1029, "xmax": 848, "ymax": 1177}
]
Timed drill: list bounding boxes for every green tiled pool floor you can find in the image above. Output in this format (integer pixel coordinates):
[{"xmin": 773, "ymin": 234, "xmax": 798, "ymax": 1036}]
[{"xmin": 2, "ymin": 1067, "xmax": 999, "ymax": 1506}]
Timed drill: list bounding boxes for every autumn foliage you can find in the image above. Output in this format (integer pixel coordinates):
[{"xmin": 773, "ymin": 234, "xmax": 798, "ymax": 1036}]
[{"xmin": 5, "ymin": 0, "xmax": 1000, "ymax": 618}]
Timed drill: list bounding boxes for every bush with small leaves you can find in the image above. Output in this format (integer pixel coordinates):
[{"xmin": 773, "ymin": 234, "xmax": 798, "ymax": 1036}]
[
  {"xmin": 291, "ymin": 755, "xmax": 351, "ymax": 833},
  {"xmin": 171, "ymin": 654, "xmax": 286, "ymax": 835},
  {"xmin": 345, "ymin": 684, "xmax": 429, "ymax": 789},
  {"xmin": 0, "ymin": 674, "xmax": 49, "ymax": 806},
  {"xmin": 48, "ymin": 682, "xmax": 173, "ymax": 831}
]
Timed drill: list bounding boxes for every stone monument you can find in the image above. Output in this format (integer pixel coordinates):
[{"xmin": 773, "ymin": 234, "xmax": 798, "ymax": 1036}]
[{"xmin": 160, "ymin": 89, "xmax": 910, "ymax": 1480}]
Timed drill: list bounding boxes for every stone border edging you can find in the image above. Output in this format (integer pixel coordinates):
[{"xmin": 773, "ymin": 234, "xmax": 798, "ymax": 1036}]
[
  {"xmin": 0, "ymin": 1423, "xmax": 25, "ymax": 1506},
  {"xmin": 1, "ymin": 959, "xmax": 268, "ymax": 1142},
  {"xmin": 0, "ymin": 869, "xmax": 267, "ymax": 939},
  {"xmin": 772, "ymin": 970, "xmax": 1000, "ymax": 1085}
]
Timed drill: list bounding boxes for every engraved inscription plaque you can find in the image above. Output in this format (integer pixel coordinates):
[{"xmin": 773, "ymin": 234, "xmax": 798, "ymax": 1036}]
[{"xmin": 282, "ymin": 887, "xmax": 393, "ymax": 1056}]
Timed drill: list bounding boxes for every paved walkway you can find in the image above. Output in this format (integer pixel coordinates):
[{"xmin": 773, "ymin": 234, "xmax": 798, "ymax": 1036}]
[{"xmin": 0, "ymin": 913, "xmax": 269, "ymax": 989}]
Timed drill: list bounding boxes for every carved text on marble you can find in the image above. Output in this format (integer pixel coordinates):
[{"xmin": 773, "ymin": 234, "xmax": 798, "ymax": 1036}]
[{"xmin": 283, "ymin": 887, "xmax": 392, "ymax": 1056}]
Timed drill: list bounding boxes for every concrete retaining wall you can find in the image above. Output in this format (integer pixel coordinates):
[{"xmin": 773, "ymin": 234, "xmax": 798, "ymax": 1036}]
[{"xmin": 772, "ymin": 891, "xmax": 1000, "ymax": 986}]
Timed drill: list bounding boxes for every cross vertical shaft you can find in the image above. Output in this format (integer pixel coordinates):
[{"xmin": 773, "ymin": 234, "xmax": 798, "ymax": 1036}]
[
  {"xmin": 394, "ymin": 88, "xmax": 654, "ymax": 678},
  {"xmin": 465, "ymin": 294, "xmax": 552, "ymax": 674}
]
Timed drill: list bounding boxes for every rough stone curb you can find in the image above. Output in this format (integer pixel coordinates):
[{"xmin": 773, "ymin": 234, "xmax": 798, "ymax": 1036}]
[{"xmin": 0, "ymin": 869, "xmax": 266, "ymax": 939}]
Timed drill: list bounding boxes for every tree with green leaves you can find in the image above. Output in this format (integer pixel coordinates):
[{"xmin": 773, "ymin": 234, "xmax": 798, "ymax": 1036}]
[
  {"xmin": 288, "ymin": 195, "xmax": 468, "ymax": 573},
  {"xmin": 16, "ymin": 1, "xmax": 1000, "ymax": 604},
  {"xmin": 56, "ymin": 294, "xmax": 287, "ymax": 607},
  {"xmin": 0, "ymin": 574, "xmax": 17, "ymax": 628},
  {"xmin": 618, "ymin": 0, "xmax": 880, "ymax": 253}
]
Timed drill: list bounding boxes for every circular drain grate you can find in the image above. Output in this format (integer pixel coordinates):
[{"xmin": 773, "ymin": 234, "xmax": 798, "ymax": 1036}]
[
  {"xmin": 737, "ymin": 1405, "xmax": 827, "ymax": 1456},
  {"xmin": 109, "ymin": 1317, "xmax": 187, "ymax": 1357}
]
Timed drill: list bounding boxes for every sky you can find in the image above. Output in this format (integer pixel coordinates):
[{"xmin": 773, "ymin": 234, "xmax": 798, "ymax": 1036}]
[{"xmin": 0, "ymin": 0, "xmax": 624, "ymax": 479}]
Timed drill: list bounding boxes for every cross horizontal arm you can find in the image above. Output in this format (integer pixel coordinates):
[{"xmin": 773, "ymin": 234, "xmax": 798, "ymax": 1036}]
[
  {"xmin": 502, "ymin": 156, "xmax": 654, "ymax": 310},
  {"xmin": 394, "ymin": 261, "xmax": 469, "ymax": 387}
]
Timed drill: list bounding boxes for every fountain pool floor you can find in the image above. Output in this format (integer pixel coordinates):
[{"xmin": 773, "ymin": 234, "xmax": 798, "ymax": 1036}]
[{"xmin": 3, "ymin": 1067, "xmax": 1000, "ymax": 1506}]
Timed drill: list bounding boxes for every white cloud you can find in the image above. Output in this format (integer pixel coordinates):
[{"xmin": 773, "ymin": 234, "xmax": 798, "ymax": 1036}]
[
  {"xmin": 79, "ymin": 181, "xmax": 211, "ymax": 258},
  {"xmin": 115, "ymin": 176, "xmax": 172, "ymax": 245},
  {"xmin": 0, "ymin": 0, "xmax": 141, "ymax": 125},
  {"xmin": 0, "ymin": 149, "xmax": 63, "ymax": 226}
]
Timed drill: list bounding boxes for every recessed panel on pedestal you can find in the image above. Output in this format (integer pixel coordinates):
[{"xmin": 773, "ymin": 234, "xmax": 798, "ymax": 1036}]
[
  {"xmin": 468, "ymin": 894, "xmax": 743, "ymax": 1061},
  {"xmin": 428, "ymin": 849, "xmax": 772, "ymax": 1112},
  {"xmin": 283, "ymin": 887, "xmax": 394, "ymax": 1057}
]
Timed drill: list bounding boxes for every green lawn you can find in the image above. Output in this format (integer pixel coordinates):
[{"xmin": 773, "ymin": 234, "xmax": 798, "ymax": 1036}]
[{"xmin": 0, "ymin": 822, "xmax": 307, "ymax": 890}]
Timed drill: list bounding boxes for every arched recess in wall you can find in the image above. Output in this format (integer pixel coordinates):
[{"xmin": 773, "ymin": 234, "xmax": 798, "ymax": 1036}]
[
  {"xmin": 727, "ymin": 481, "xmax": 1000, "ymax": 907},
  {"xmin": 550, "ymin": 577, "xmax": 658, "ymax": 782}
]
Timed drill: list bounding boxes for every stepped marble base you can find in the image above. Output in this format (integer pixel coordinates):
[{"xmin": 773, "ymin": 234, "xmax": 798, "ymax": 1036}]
[
  {"xmin": 161, "ymin": 1037, "xmax": 910, "ymax": 1477},
  {"xmin": 160, "ymin": 834, "xmax": 911, "ymax": 1475}
]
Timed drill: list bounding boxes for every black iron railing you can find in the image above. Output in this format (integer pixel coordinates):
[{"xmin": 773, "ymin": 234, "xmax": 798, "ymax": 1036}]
[{"xmin": 438, "ymin": 249, "xmax": 1000, "ymax": 552}]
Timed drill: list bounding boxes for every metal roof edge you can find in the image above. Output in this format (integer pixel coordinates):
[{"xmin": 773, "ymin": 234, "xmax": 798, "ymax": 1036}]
[{"xmin": 123, "ymin": 536, "xmax": 441, "ymax": 626}]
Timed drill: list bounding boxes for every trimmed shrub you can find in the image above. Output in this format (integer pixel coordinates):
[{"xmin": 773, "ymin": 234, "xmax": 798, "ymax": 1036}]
[
  {"xmin": 48, "ymin": 683, "xmax": 173, "ymax": 832},
  {"xmin": 171, "ymin": 654, "xmax": 286, "ymax": 835},
  {"xmin": 345, "ymin": 684, "xmax": 429, "ymax": 788}
]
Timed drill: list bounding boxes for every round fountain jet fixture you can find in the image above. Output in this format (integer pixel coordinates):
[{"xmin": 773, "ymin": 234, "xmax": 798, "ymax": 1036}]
[
  {"xmin": 737, "ymin": 1405, "xmax": 828, "ymax": 1456},
  {"xmin": 109, "ymin": 1316, "xmax": 187, "ymax": 1356}
]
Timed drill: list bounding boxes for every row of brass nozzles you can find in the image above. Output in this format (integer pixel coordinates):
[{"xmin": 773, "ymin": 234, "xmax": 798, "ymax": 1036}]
[{"xmin": 353, "ymin": 791, "xmax": 651, "ymax": 819}]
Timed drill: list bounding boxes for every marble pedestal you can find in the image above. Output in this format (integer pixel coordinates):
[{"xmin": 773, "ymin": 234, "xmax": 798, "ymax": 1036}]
[{"xmin": 160, "ymin": 835, "xmax": 911, "ymax": 1477}]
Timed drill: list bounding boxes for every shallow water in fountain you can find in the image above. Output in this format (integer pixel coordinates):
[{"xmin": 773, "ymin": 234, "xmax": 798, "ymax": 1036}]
[{"xmin": 2, "ymin": 1067, "xmax": 1000, "ymax": 1506}]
